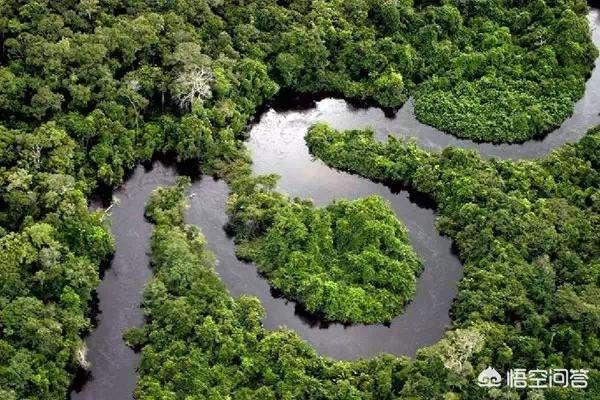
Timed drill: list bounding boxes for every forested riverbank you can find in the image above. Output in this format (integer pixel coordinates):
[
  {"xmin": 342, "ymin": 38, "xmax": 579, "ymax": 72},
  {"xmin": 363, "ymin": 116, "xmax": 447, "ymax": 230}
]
[
  {"xmin": 306, "ymin": 122, "xmax": 600, "ymax": 392},
  {"xmin": 125, "ymin": 128, "xmax": 600, "ymax": 398},
  {"xmin": 0, "ymin": 0, "xmax": 598, "ymax": 399}
]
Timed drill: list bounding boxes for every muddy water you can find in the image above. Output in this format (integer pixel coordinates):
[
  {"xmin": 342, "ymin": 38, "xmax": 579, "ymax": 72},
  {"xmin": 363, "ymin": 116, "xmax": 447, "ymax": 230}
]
[{"xmin": 72, "ymin": 8, "xmax": 600, "ymax": 399}]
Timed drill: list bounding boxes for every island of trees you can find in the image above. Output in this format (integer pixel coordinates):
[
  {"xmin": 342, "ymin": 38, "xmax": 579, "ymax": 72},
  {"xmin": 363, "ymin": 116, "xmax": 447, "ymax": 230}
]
[{"xmin": 232, "ymin": 193, "xmax": 422, "ymax": 324}]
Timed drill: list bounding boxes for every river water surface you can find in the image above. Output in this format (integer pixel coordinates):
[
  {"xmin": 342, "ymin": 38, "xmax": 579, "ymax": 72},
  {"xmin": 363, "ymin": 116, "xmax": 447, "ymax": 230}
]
[
  {"xmin": 71, "ymin": 165, "xmax": 177, "ymax": 400},
  {"xmin": 71, "ymin": 8, "xmax": 600, "ymax": 400}
]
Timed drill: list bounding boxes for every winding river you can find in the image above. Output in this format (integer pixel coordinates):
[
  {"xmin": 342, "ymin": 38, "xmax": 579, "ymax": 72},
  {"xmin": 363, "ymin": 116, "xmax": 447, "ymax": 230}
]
[
  {"xmin": 71, "ymin": 8, "xmax": 600, "ymax": 400},
  {"xmin": 266, "ymin": 10, "xmax": 600, "ymax": 160}
]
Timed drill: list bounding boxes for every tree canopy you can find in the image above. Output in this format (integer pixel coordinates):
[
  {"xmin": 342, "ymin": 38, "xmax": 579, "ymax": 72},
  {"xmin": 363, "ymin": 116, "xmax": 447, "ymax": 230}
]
[
  {"xmin": 233, "ymin": 194, "xmax": 422, "ymax": 323},
  {"xmin": 0, "ymin": 0, "xmax": 597, "ymax": 398},
  {"xmin": 305, "ymin": 122, "xmax": 600, "ymax": 396},
  {"xmin": 126, "ymin": 145, "xmax": 600, "ymax": 398}
]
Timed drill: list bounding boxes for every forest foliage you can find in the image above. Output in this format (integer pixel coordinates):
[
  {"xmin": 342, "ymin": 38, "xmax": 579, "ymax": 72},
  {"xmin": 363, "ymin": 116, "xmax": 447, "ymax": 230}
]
[
  {"xmin": 413, "ymin": 0, "xmax": 598, "ymax": 141},
  {"xmin": 0, "ymin": 123, "xmax": 114, "ymax": 398},
  {"xmin": 126, "ymin": 181, "xmax": 481, "ymax": 400},
  {"xmin": 127, "ymin": 160, "xmax": 599, "ymax": 399},
  {"xmin": 0, "ymin": 0, "xmax": 597, "ymax": 398},
  {"xmin": 306, "ymin": 122, "xmax": 600, "ymax": 396},
  {"xmin": 233, "ymin": 194, "xmax": 422, "ymax": 324}
]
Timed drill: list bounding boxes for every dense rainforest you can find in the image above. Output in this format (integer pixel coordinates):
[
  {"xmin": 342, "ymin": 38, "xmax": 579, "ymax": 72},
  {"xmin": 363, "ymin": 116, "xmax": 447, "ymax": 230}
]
[
  {"xmin": 126, "ymin": 128, "xmax": 600, "ymax": 399},
  {"xmin": 233, "ymin": 194, "xmax": 422, "ymax": 324},
  {"xmin": 306, "ymin": 123, "xmax": 600, "ymax": 397},
  {"xmin": 0, "ymin": 0, "xmax": 597, "ymax": 399}
]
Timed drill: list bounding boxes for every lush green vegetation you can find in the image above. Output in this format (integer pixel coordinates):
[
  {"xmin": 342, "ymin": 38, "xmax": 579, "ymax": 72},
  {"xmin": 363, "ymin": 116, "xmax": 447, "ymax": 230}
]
[
  {"xmin": 128, "ymin": 180, "xmax": 471, "ymax": 400},
  {"xmin": 128, "ymin": 168, "xmax": 598, "ymax": 399},
  {"xmin": 0, "ymin": 123, "xmax": 114, "ymax": 399},
  {"xmin": 0, "ymin": 2, "xmax": 277, "ymax": 395},
  {"xmin": 233, "ymin": 194, "xmax": 422, "ymax": 323},
  {"xmin": 0, "ymin": 0, "xmax": 598, "ymax": 398},
  {"xmin": 0, "ymin": 1, "xmax": 593, "ymax": 171},
  {"xmin": 307, "ymin": 122, "xmax": 600, "ymax": 393},
  {"xmin": 413, "ymin": 0, "xmax": 598, "ymax": 142}
]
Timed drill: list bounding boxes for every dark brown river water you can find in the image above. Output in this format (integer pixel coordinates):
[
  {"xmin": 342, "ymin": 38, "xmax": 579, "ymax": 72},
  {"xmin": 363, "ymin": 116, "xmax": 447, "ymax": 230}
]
[{"xmin": 71, "ymin": 9, "xmax": 600, "ymax": 400}]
